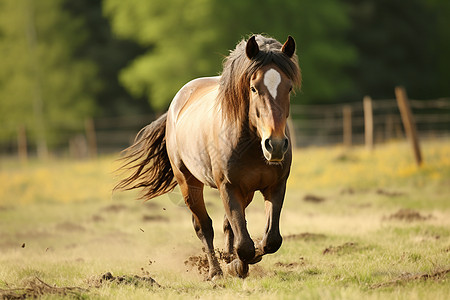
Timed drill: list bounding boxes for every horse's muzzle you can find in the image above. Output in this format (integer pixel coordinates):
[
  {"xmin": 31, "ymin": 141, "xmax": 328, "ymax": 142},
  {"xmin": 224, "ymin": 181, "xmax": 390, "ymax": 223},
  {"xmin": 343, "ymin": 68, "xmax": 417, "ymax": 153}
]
[{"xmin": 262, "ymin": 136, "xmax": 289, "ymax": 162}]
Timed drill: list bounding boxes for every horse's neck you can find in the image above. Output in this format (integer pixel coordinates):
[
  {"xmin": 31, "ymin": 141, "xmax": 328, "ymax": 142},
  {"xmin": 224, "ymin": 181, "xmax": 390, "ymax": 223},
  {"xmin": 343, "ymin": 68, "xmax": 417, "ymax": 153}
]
[{"xmin": 218, "ymin": 115, "xmax": 258, "ymax": 152}]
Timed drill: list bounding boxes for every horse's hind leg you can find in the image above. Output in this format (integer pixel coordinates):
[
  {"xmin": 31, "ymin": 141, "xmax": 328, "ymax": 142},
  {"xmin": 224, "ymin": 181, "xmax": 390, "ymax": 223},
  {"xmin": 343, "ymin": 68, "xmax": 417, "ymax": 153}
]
[
  {"xmin": 175, "ymin": 169, "xmax": 222, "ymax": 280},
  {"xmin": 223, "ymin": 215, "xmax": 234, "ymax": 263},
  {"xmin": 223, "ymin": 215, "xmax": 252, "ymax": 278}
]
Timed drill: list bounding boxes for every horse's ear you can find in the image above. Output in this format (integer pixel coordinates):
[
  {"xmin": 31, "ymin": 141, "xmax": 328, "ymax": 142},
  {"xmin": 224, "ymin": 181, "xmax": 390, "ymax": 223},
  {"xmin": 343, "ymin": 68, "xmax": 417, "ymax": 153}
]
[
  {"xmin": 246, "ymin": 36, "xmax": 259, "ymax": 59},
  {"xmin": 281, "ymin": 36, "xmax": 295, "ymax": 58}
]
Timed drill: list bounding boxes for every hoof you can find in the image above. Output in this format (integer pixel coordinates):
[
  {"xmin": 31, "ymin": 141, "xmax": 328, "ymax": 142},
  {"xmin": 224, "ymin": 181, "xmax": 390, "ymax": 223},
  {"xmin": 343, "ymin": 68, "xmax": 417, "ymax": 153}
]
[
  {"xmin": 248, "ymin": 244, "xmax": 264, "ymax": 265},
  {"xmin": 247, "ymin": 255, "xmax": 262, "ymax": 265},
  {"xmin": 236, "ymin": 241, "xmax": 255, "ymax": 263},
  {"xmin": 226, "ymin": 259, "xmax": 249, "ymax": 278},
  {"xmin": 207, "ymin": 267, "xmax": 223, "ymax": 281}
]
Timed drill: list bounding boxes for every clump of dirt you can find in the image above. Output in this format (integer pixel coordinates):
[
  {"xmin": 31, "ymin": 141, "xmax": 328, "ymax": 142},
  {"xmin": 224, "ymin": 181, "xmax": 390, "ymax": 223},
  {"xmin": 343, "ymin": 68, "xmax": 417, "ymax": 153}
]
[
  {"xmin": 371, "ymin": 268, "xmax": 450, "ymax": 289},
  {"xmin": 91, "ymin": 214, "xmax": 104, "ymax": 222},
  {"xmin": 376, "ymin": 189, "xmax": 405, "ymax": 197},
  {"xmin": 15, "ymin": 230, "xmax": 52, "ymax": 240},
  {"xmin": 92, "ymin": 272, "xmax": 160, "ymax": 288},
  {"xmin": 217, "ymin": 249, "xmax": 234, "ymax": 263},
  {"xmin": 100, "ymin": 272, "xmax": 161, "ymax": 287},
  {"xmin": 0, "ymin": 273, "xmax": 160, "ymax": 299},
  {"xmin": 249, "ymin": 264, "xmax": 269, "ymax": 278},
  {"xmin": 184, "ymin": 249, "xmax": 234, "ymax": 276},
  {"xmin": 340, "ymin": 187, "xmax": 356, "ymax": 195},
  {"xmin": 274, "ymin": 261, "xmax": 301, "ymax": 269},
  {"xmin": 0, "ymin": 241, "xmax": 23, "ymax": 250},
  {"xmin": 0, "ymin": 277, "xmax": 87, "ymax": 299},
  {"xmin": 303, "ymin": 194, "xmax": 325, "ymax": 203},
  {"xmin": 284, "ymin": 232, "xmax": 327, "ymax": 242},
  {"xmin": 0, "ymin": 205, "xmax": 12, "ymax": 211},
  {"xmin": 385, "ymin": 209, "xmax": 433, "ymax": 222},
  {"xmin": 351, "ymin": 203, "xmax": 373, "ymax": 209},
  {"xmin": 142, "ymin": 215, "xmax": 168, "ymax": 222},
  {"xmin": 323, "ymin": 242, "xmax": 357, "ymax": 255},
  {"xmin": 143, "ymin": 202, "xmax": 160, "ymax": 209},
  {"xmin": 101, "ymin": 204, "xmax": 128, "ymax": 213},
  {"xmin": 184, "ymin": 254, "xmax": 210, "ymax": 275},
  {"xmin": 334, "ymin": 153, "xmax": 359, "ymax": 162}
]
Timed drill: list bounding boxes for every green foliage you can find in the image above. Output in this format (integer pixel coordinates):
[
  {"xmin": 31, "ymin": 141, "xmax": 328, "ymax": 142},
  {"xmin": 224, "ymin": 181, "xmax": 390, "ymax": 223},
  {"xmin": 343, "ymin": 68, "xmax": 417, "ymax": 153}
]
[
  {"xmin": 1, "ymin": 0, "xmax": 449, "ymax": 152},
  {"xmin": 64, "ymin": 0, "xmax": 151, "ymax": 117},
  {"xmin": 0, "ymin": 0, "xmax": 98, "ymax": 146},
  {"xmin": 104, "ymin": 0, "xmax": 356, "ymax": 110},
  {"xmin": 424, "ymin": 0, "xmax": 450, "ymax": 97},
  {"xmin": 343, "ymin": 0, "xmax": 450, "ymax": 100},
  {"xmin": 103, "ymin": 0, "xmax": 221, "ymax": 110}
]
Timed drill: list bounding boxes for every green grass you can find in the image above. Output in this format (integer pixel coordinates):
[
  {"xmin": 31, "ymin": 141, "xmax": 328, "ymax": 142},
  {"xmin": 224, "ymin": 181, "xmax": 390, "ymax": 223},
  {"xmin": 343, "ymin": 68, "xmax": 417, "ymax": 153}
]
[{"xmin": 0, "ymin": 140, "xmax": 449, "ymax": 299}]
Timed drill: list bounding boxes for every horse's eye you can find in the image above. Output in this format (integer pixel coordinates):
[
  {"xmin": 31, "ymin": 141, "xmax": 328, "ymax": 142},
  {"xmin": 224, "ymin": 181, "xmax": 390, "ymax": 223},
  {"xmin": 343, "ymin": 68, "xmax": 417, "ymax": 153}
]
[
  {"xmin": 251, "ymin": 86, "xmax": 257, "ymax": 93},
  {"xmin": 289, "ymin": 86, "xmax": 293, "ymax": 92}
]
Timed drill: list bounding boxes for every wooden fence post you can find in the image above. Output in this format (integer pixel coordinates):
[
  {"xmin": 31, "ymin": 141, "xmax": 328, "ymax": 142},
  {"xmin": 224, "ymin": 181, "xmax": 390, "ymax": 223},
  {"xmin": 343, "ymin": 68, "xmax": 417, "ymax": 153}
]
[
  {"xmin": 343, "ymin": 105, "xmax": 352, "ymax": 147},
  {"xmin": 395, "ymin": 86, "xmax": 423, "ymax": 166},
  {"xmin": 385, "ymin": 114, "xmax": 394, "ymax": 141},
  {"xmin": 17, "ymin": 125, "xmax": 28, "ymax": 163},
  {"xmin": 363, "ymin": 96, "xmax": 374, "ymax": 150},
  {"xmin": 85, "ymin": 118, "xmax": 97, "ymax": 158}
]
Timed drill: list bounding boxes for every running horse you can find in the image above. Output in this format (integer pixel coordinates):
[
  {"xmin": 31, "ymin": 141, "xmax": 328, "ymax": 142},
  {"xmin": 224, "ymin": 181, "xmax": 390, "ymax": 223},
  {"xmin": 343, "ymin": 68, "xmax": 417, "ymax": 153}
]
[{"xmin": 116, "ymin": 35, "xmax": 301, "ymax": 279}]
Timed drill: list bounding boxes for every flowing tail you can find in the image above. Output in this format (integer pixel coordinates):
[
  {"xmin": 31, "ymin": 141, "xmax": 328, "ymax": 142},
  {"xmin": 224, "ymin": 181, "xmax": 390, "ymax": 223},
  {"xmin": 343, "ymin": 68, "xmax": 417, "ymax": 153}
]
[{"xmin": 114, "ymin": 112, "xmax": 177, "ymax": 200}]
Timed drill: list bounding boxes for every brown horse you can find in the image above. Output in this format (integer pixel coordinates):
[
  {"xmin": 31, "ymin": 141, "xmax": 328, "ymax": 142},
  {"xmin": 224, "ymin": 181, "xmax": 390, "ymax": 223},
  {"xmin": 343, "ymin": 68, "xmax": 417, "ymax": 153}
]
[{"xmin": 116, "ymin": 35, "xmax": 301, "ymax": 279}]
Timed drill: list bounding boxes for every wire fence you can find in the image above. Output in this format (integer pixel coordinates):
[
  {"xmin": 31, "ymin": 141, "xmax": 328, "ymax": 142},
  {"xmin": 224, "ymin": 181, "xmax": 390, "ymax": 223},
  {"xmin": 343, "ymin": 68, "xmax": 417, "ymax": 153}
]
[
  {"xmin": 290, "ymin": 98, "xmax": 450, "ymax": 147},
  {"xmin": 2, "ymin": 97, "xmax": 450, "ymax": 159}
]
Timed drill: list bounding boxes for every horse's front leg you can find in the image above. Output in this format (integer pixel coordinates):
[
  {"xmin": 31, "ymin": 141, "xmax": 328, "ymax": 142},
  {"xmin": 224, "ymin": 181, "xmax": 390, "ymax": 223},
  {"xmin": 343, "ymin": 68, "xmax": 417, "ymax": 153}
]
[
  {"xmin": 222, "ymin": 192, "xmax": 254, "ymax": 264},
  {"xmin": 220, "ymin": 184, "xmax": 254, "ymax": 277},
  {"xmin": 250, "ymin": 181, "xmax": 286, "ymax": 264}
]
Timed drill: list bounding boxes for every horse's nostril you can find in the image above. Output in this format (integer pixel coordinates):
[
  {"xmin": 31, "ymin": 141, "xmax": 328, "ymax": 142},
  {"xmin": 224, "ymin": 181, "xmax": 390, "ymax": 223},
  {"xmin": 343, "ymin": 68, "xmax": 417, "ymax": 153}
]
[
  {"xmin": 283, "ymin": 138, "xmax": 289, "ymax": 152},
  {"xmin": 264, "ymin": 139, "xmax": 273, "ymax": 152}
]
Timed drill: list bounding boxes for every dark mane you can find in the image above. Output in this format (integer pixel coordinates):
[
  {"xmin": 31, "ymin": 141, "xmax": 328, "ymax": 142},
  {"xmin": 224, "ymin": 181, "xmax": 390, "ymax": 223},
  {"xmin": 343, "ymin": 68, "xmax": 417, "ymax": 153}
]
[{"xmin": 218, "ymin": 35, "xmax": 302, "ymax": 123}]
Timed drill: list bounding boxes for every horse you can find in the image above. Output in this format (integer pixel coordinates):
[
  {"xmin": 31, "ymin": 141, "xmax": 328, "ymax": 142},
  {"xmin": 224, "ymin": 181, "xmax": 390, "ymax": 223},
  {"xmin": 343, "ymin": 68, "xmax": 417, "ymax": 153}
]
[{"xmin": 115, "ymin": 35, "xmax": 301, "ymax": 279}]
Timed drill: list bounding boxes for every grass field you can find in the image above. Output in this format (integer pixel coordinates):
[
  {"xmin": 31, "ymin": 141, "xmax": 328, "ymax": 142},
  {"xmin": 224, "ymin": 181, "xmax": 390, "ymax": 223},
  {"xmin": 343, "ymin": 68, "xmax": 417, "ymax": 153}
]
[{"xmin": 0, "ymin": 140, "xmax": 449, "ymax": 299}]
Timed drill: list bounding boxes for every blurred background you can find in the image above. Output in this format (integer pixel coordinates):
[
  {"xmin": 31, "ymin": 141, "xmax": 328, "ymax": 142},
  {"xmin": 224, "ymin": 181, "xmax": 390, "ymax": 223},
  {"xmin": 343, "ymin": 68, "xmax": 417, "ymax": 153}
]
[{"xmin": 1, "ymin": 0, "xmax": 449, "ymax": 158}]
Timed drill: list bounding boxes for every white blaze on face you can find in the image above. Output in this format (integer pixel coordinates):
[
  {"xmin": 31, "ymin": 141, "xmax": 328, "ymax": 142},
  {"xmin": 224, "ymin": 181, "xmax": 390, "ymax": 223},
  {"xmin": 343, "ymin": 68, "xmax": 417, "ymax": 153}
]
[{"xmin": 263, "ymin": 68, "xmax": 281, "ymax": 99}]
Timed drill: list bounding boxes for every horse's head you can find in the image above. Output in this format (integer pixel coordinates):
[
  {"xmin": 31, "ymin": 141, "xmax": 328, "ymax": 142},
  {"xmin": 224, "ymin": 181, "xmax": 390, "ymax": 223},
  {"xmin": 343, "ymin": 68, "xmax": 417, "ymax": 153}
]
[{"xmin": 246, "ymin": 36, "xmax": 297, "ymax": 162}]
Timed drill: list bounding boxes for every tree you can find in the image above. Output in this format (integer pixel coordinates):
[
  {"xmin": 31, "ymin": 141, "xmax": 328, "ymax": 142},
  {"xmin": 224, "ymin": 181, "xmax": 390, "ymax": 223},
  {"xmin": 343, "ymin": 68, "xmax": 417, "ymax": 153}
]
[
  {"xmin": 103, "ymin": 0, "xmax": 356, "ymax": 110},
  {"xmin": 343, "ymin": 0, "xmax": 450, "ymax": 100},
  {"xmin": 424, "ymin": 0, "xmax": 450, "ymax": 97},
  {"xmin": 0, "ymin": 0, "xmax": 98, "ymax": 155},
  {"xmin": 214, "ymin": 0, "xmax": 357, "ymax": 104},
  {"xmin": 64, "ymin": 0, "xmax": 150, "ymax": 117}
]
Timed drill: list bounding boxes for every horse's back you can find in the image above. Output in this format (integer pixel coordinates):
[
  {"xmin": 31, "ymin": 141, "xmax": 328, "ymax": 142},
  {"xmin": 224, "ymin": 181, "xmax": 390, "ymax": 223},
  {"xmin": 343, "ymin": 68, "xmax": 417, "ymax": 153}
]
[{"xmin": 168, "ymin": 76, "xmax": 220, "ymax": 123}]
